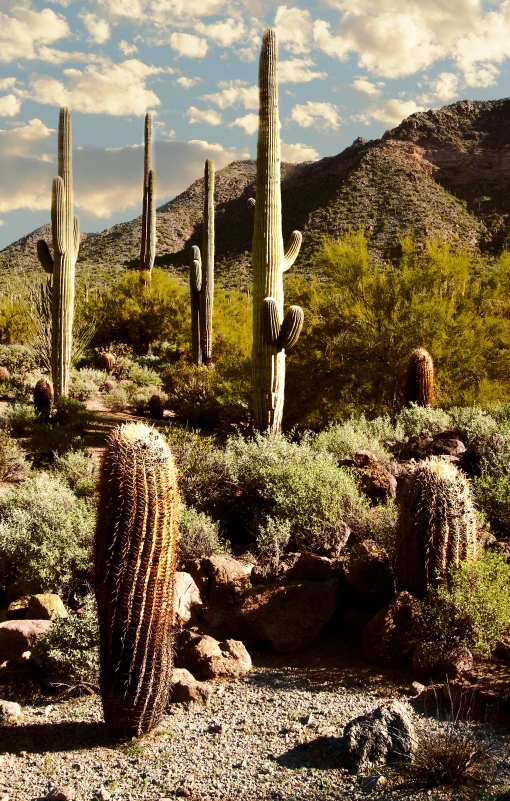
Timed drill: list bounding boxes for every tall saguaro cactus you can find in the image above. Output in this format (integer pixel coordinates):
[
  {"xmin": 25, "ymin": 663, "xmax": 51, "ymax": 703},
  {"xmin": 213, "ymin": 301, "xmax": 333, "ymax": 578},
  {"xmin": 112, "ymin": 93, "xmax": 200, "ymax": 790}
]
[
  {"xmin": 37, "ymin": 107, "xmax": 80, "ymax": 398},
  {"xmin": 251, "ymin": 29, "xmax": 304, "ymax": 434},
  {"xmin": 189, "ymin": 159, "xmax": 215, "ymax": 365},
  {"xmin": 94, "ymin": 423, "xmax": 180, "ymax": 738},
  {"xmin": 140, "ymin": 113, "xmax": 156, "ymax": 277}
]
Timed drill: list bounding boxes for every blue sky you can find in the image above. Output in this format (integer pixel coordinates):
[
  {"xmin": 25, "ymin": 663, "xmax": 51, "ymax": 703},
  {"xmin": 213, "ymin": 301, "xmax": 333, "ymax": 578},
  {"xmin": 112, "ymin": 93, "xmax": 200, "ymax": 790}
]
[{"xmin": 0, "ymin": 0, "xmax": 509, "ymax": 249}]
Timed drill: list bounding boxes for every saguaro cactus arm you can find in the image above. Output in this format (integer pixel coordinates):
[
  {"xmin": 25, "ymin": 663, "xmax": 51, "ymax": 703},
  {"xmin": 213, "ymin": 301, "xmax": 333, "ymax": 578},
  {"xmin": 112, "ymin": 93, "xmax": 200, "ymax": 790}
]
[
  {"xmin": 278, "ymin": 305, "xmax": 304, "ymax": 351},
  {"xmin": 283, "ymin": 231, "xmax": 302, "ymax": 271}
]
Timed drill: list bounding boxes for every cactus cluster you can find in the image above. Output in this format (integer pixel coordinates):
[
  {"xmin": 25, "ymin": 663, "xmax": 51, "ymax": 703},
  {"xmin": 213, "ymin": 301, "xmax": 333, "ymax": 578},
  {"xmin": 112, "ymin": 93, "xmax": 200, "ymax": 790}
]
[
  {"xmin": 251, "ymin": 29, "xmax": 304, "ymax": 434},
  {"xmin": 37, "ymin": 107, "xmax": 80, "ymax": 399},
  {"xmin": 140, "ymin": 113, "xmax": 156, "ymax": 277},
  {"xmin": 94, "ymin": 422, "xmax": 180, "ymax": 737},
  {"xmin": 396, "ymin": 458, "xmax": 478, "ymax": 598},
  {"xmin": 404, "ymin": 347, "xmax": 434, "ymax": 407},
  {"xmin": 189, "ymin": 160, "xmax": 215, "ymax": 365}
]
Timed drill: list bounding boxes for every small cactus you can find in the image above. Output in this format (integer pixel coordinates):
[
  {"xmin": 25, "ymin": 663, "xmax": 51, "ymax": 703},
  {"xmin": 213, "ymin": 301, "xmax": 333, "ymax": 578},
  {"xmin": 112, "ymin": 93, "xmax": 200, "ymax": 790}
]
[
  {"xmin": 94, "ymin": 423, "xmax": 180, "ymax": 737},
  {"xmin": 0, "ymin": 367, "xmax": 10, "ymax": 382},
  {"xmin": 100, "ymin": 352, "xmax": 116, "ymax": 373},
  {"xmin": 148, "ymin": 394, "xmax": 164, "ymax": 420},
  {"xmin": 103, "ymin": 380, "xmax": 115, "ymax": 393},
  {"xmin": 34, "ymin": 377, "xmax": 53, "ymax": 415},
  {"xmin": 396, "ymin": 458, "xmax": 478, "ymax": 598},
  {"xmin": 404, "ymin": 348, "xmax": 434, "ymax": 407}
]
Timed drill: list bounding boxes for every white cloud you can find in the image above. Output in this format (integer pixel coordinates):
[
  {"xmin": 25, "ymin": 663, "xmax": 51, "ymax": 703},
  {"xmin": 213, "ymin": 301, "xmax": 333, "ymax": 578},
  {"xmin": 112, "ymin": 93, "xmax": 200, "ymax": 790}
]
[
  {"xmin": 32, "ymin": 46, "xmax": 102, "ymax": 65},
  {"xmin": 275, "ymin": 5, "xmax": 313, "ymax": 55},
  {"xmin": 428, "ymin": 71, "xmax": 459, "ymax": 100},
  {"xmin": 313, "ymin": 19, "xmax": 352, "ymax": 61},
  {"xmin": 197, "ymin": 18, "xmax": 246, "ymax": 47},
  {"xmin": 351, "ymin": 77, "xmax": 382, "ymax": 96},
  {"xmin": 27, "ymin": 60, "xmax": 168, "ymax": 116},
  {"xmin": 361, "ymin": 98, "xmax": 425, "ymax": 126},
  {"xmin": 118, "ymin": 40, "xmax": 139, "ymax": 56},
  {"xmin": 177, "ymin": 76, "xmax": 202, "ymax": 89},
  {"xmin": 0, "ymin": 220, "xmax": 5, "ymax": 226},
  {"xmin": 187, "ymin": 106, "xmax": 222, "ymax": 125},
  {"xmin": 281, "ymin": 141, "xmax": 319, "ymax": 162},
  {"xmin": 103, "ymin": 0, "xmax": 146, "ymax": 23},
  {"xmin": 0, "ymin": 6, "xmax": 70, "ymax": 62},
  {"xmin": 0, "ymin": 78, "xmax": 17, "ymax": 91},
  {"xmin": 81, "ymin": 13, "xmax": 110, "ymax": 45},
  {"xmin": 203, "ymin": 80, "xmax": 258, "ymax": 109},
  {"xmin": 0, "ymin": 95, "xmax": 21, "ymax": 117},
  {"xmin": 230, "ymin": 113, "xmax": 258, "ymax": 134},
  {"xmin": 291, "ymin": 101, "xmax": 340, "ymax": 131},
  {"xmin": 170, "ymin": 32, "xmax": 208, "ymax": 58},
  {"xmin": 279, "ymin": 58, "xmax": 326, "ymax": 83}
]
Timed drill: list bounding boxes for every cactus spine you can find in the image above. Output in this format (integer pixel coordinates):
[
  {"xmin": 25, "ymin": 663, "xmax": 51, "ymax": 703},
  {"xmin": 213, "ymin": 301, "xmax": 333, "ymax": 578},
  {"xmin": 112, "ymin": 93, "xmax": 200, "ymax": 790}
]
[
  {"xmin": 404, "ymin": 347, "xmax": 434, "ymax": 407},
  {"xmin": 140, "ymin": 113, "xmax": 156, "ymax": 277},
  {"xmin": 251, "ymin": 29, "xmax": 303, "ymax": 434},
  {"xmin": 396, "ymin": 459, "xmax": 478, "ymax": 598},
  {"xmin": 36, "ymin": 107, "xmax": 80, "ymax": 398},
  {"xmin": 189, "ymin": 160, "xmax": 215, "ymax": 365},
  {"xmin": 94, "ymin": 423, "xmax": 180, "ymax": 737}
]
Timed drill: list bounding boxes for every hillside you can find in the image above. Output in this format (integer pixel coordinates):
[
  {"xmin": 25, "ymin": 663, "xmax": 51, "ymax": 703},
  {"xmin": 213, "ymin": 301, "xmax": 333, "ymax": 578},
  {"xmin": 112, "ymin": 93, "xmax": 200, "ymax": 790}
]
[{"xmin": 3, "ymin": 98, "xmax": 510, "ymax": 292}]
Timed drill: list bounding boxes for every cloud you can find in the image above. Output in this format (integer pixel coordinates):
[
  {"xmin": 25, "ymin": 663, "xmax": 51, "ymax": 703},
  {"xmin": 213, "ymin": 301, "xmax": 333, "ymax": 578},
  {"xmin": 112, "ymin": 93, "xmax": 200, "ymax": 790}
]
[
  {"xmin": 230, "ymin": 113, "xmax": 258, "ymax": 134},
  {"xmin": 281, "ymin": 141, "xmax": 319, "ymax": 162},
  {"xmin": 81, "ymin": 13, "xmax": 110, "ymax": 45},
  {"xmin": 275, "ymin": 5, "xmax": 313, "ymax": 55},
  {"xmin": 313, "ymin": 19, "xmax": 352, "ymax": 60},
  {"xmin": 177, "ymin": 76, "xmax": 202, "ymax": 89},
  {"xmin": 187, "ymin": 106, "xmax": 222, "ymax": 125},
  {"xmin": 118, "ymin": 40, "xmax": 139, "ymax": 56},
  {"xmin": 291, "ymin": 101, "xmax": 341, "ymax": 131},
  {"xmin": 0, "ymin": 6, "xmax": 70, "ymax": 62},
  {"xmin": 428, "ymin": 71, "xmax": 459, "ymax": 100},
  {"xmin": 361, "ymin": 98, "xmax": 425, "ymax": 126},
  {"xmin": 0, "ymin": 78, "xmax": 17, "ymax": 91},
  {"xmin": 197, "ymin": 18, "xmax": 246, "ymax": 47},
  {"xmin": 202, "ymin": 80, "xmax": 258, "ymax": 109},
  {"xmin": 279, "ymin": 58, "xmax": 326, "ymax": 83},
  {"xmin": 170, "ymin": 32, "xmax": 208, "ymax": 58},
  {"xmin": 351, "ymin": 77, "xmax": 382, "ymax": 96},
  {"xmin": 0, "ymin": 94, "xmax": 21, "ymax": 117},
  {"xmin": 26, "ymin": 60, "xmax": 168, "ymax": 116},
  {"xmin": 0, "ymin": 118, "xmax": 54, "ymax": 158}
]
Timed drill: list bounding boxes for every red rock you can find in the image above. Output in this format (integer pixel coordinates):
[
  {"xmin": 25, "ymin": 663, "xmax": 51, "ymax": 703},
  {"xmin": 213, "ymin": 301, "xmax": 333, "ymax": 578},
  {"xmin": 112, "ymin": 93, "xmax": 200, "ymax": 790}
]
[
  {"xmin": 175, "ymin": 631, "xmax": 251, "ymax": 680},
  {"xmin": 362, "ymin": 592, "xmax": 424, "ymax": 667},
  {"xmin": 167, "ymin": 668, "xmax": 212, "ymax": 705},
  {"xmin": 286, "ymin": 551, "xmax": 334, "ymax": 581},
  {"xmin": 202, "ymin": 555, "xmax": 252, "ymax": 603},
  {"xmin": 0, "ymin": 619, "xmax": 52, "ymax": 662},
  {"xmin": 346, "ymin": 539, "xmax": 395, "ymax": 611},
  {"xmin": 173, "ymin": 572, "xmax": 202, "ymax": 628}
]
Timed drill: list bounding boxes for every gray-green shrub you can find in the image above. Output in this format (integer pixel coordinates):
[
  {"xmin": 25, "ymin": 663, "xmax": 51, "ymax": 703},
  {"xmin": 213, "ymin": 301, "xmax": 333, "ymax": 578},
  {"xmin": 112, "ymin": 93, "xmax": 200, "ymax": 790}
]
[
  {"xmin": 0, "ymin": 430, "xmax": 28, "ymax": 481},
  {"xmin": 178, "ymin": 505, "xmax": 228, "ymax": 562}
]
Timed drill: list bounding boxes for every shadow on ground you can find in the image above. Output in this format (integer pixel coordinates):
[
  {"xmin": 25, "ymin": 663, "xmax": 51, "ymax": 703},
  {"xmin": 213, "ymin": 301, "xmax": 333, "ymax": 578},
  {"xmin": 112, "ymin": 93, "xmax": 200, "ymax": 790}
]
[
  {"xmin": 276, "ymin": 735, "xmax": 346, "ymax": 770},
  {"xmin": 0, "ymin": 720, "xmax": 113, "ymax": 754}
]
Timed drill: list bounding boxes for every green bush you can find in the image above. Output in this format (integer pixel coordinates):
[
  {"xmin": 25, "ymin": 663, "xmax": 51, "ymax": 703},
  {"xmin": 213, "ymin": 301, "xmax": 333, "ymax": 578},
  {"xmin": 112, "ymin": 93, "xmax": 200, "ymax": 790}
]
[
  {"xmin": 115, "ymin": 356, "xmax": 162, "ymax": 387},
  {"xmin": 256, "ymin": 517, "xmax": 292, "ymax": 563},
  {"xmin": 0, "ymin": 429, "xmax": 28, "ymax": 481},
  {"xmin": 54, "ymin": 450, "xmax": 98, "ymax": 498},
  {"xmin": 102, "ymin": 384, "xmax": 130, "ymax": 412},
  {"xmin": 0, "ymin": 472, "xmax": 95, "ymax": 596},
  {"xmin": 472, "ymin": 434, "xmax": 510, "ymax": 537},
  {"xmin": 0, "ymin": 344, "xmax": 37, "ymax": 374},
  {"xmin": 31, "ymin": 595, "xmax": 99, "ymax": 685},
  {"xmin": 9, "ymin": 371, "xmax": 45, "ymax": 403},
  {"xmin": 448, "ymin": 406, "xmax": 499, "ymax": 444},
  {"xmin": 164, "ymin": 363, "xmax": 249, "ymax": 428},
  {"xmin": 0, "ymin": 402, "xmax": 36, "ymax": 434},
  {"xmin": 178, "ymin": 505, "xmax": 229, "ymax": 562},
  {"xmin": 51, "ymin": 397, "xmax": 95, "ymax": 431},
  {"xmin": 424, "ymin": 550, "xmax": 510, "ymax": 657},
  {"xmin": 394, "ymin": 404, "xmax": 452, "ymax": 439},
  {"xmin": 310, "ymin": 415, "xmax": 396, "ymax": 465},
  {"xmin": 69, "ymin": 368, "xmax": 103, "ymax": 401}
]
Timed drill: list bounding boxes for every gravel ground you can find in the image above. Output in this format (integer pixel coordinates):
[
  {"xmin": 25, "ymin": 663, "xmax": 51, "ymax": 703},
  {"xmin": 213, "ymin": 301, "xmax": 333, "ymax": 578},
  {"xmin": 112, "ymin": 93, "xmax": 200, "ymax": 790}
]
[{"xmin": 1, "ymin": 639, "xmax": 509, "ymax": 801}]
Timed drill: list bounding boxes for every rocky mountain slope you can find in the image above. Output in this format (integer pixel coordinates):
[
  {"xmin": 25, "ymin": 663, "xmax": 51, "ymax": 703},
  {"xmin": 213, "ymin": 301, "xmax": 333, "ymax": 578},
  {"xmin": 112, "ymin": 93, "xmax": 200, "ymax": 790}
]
[{"xmin": 3, "ymin": 98, "xmax": 510, "ymax": 291}]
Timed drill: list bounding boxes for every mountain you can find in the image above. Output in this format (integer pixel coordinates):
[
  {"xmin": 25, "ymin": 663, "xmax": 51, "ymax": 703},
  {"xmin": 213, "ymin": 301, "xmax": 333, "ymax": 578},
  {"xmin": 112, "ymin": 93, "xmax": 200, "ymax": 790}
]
[{"xmin": 3, "ymin": 98, "xmax": 510, "ymax": 292}]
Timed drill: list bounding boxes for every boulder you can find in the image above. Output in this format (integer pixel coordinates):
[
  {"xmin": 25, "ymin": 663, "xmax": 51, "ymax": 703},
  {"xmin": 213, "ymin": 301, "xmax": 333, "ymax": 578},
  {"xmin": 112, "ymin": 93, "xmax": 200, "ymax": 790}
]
[
  {"xmin": 181, "ymin": 559, "xmax": 209, "ymax": 600},
  {"xmin": 346, "ymin": 540, "xmax": 395, "ymax": 611},
  {"xmin": 6, "ymin": 595, "xmax": 30, "ymax": 620},
  {"xmin": 342, "ymin": 609, "xmax": 374, "ymax": 642},
  {"xmin": 362, "ymin": 591, "xmax": 424, "ymax": 667},
  {"xmin": 0, "ymin": 619, "xmax": 52, "ymax": 662},
  {"xmin": 286, "ymin": 551, "xmax": 335, "ymax": 581},
  {"xmin": 495, "ymin": 636, "xmax": 510, "ymax": 661},
  {"xmin": 167, "ymin": 668, "xmax": 212, "ymax": 705},
  {"xmin": 341, "ymin": 452, "xmax": 397, "ymax": 504},
  {"xmin": 237, "ymin": 579, "xmax": 339, "ymax": 653},
  {"xmin": 429, "ymin": 433, "xmax": 466, "ymax": 458},
  {"xmin": 250, "ymin": 553, "xmax": 300, "ymax": 585},
  {"xmin": 175, "ymin": 631, "xmax": 251, "ymax": 680},
  {"xmin": 0, "ymin": 699, "xmax": 22, "ymax": 719},
  {"xmin": 342, "ymin": 701, "xmax": 416, "ymax": 774},
  {"xmin": 26, "ymin": 594, "xmax": 68, "ymax": 621},
  {"xmin": 173, "ymin": 572, "xmax": 202, "ymax": 628},
  {"xmin": 202, "ymin": 555, "xmax": 253, "ymax": 603},
  {"xmin": 412, "ymin": 641, "xmax": 473, "ymax": 678}
]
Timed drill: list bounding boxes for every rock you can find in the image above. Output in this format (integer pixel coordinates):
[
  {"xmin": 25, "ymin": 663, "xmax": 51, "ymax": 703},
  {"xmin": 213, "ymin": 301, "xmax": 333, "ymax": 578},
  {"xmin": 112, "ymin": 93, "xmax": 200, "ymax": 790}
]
[
  {"xmin": 343, "ymin": 452, "xmax": 397, "ymax": 504},
  {"xmin": 342, "ymin": 701, "xmax": 416, "ymax": 774},
  {"xmin": 346, "ymin": 540, "xmax": 395, "ymax": 611},
  {"xmin": 175, "ymin": 631, "xmax": 252, "ymax": 680},
  {"xmin": 250, "ymin": 553, "xmax": 300, "ymax": 585},
  {"xmin": 0, "ymin": 699, "xmax": 21, "ymax": 718},
  {"xmin": 362, "ymin": 592, "xmax": 424, "ymax": 667},
  {"xmin": 0, "ymin": 619, "xmax": 52, "ymax": 662},
  {"xmin": 181, "ymin": 559, "xmax": 209, "ymax": 600},
  {"xmin": 286, "ymin": 551, "xmax": 334, "ymax": 581},
  {"xmin": 26, "ymin": 594, "xmax": 68, "ymax": 621},
  {"xmin": 202, "ymin": 555, "xmax": 253, "ymax": 603},
  {"xmin": 429, "ymin": 432, "xmax": 466, "ymax": 457},
  {"xmin": 342, "ymin": 609, "xmax": 374, "ymax": 642},
  {"xmin": 44, "ymin": 789, "xmax": 76, "ymax": 801},
  {"xmin": 6, "ymin": 595, "xmax": 30, "ymax": 620},
  {"xmin": 173, "ymin": 572, "xmax": 202, "ymax": 628},
  {"xmin": 495, "ymin": 636, "xmax": 510, "ymax": 661},
  {"xmin": 237, "ymin": 579, "xmax": 339, "ymax": 653},
  {"xmin": 412, "ymin": 642, "xmax": 473, "ymax": 677},
  {"xmin": 6, "ymin": 579, "xmax": 42, "ymax": 604},
  {"xmin": 360, "ymin": 774, "xmax": 387, "ymax": 793},
  {"xmin": 168, "ymin": 668, "xmax": 212, "ymax": 706}
]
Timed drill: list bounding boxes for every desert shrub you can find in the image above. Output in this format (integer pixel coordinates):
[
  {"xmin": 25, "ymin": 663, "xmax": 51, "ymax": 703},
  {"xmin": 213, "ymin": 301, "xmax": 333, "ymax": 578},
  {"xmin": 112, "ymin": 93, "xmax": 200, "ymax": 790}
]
[
  {"xmin": 69, "ymin": 368, "xmax": 103, "ymax": 401},
  {"xmin": 0, "ymin": 402, "xmax": 36, "ymax": 434},
  {"xmin": 9, "ymin": 371, "xmax": 45, "ymax": 403},
  {"xmin": 310, "ymin": 415, "xmax": 396, "ymax": 465},
  {"xmin": 54, "ymin": 450, "xmax": 98, "ymax": 497},
  {"xmin": 115, "ymin": 355, "xmax": 162, "ymax": 387},
  {"xmin": 424, "ymin": 550, "xmax": 510, "ymax": 657},
  {"xmin": 178, "ymin": 505, "xmax": 229, "ymax": 562},
  {"xmin": 128, "ymin": 384, "xmax": 166, "ymax": 416},
  {"xmin": 406, "ymin": 720, "xmax": 492, "ymax": 788},
  {"xmin": 0, "ymin": 344, "xmax": 37, "ymax": 374},
  {"xmin": 256, "ymin": 517, "xmax": 292, "ymax": 563},
  {"xmin": 355, "ymin": 500, "xmax": 399, "ymax": 554},
  {"xmin": 448, "ymin": 406, "xmax": 499, "ymax": 444},
  {"xmin": 0, "ymin": 472, "xmax": 95, "ymax": 595},
  {"xmin": 102, "ymin": 384, "xmax": 131, "ymax": 412},
  {"xmin": 394, "ymin": 404, "xmax": 452, "ymax": 439},
  {"xmin": 164, "ymin": 363, "xmax": 249, "ymax": 428},
  {"xmin": 31, "ymin": 595, "xmax": 99, "ymax": 685},
  {"xmin": 472, "ymin": 434, "xmax": 510, "ymax": 537},
  {"xmin": 0, "ymin": 429, "xmax": 28, "ymax": 481},
  {"xmin": 51, "ymin": 397, "xmax": 94, "ymax": 431}
]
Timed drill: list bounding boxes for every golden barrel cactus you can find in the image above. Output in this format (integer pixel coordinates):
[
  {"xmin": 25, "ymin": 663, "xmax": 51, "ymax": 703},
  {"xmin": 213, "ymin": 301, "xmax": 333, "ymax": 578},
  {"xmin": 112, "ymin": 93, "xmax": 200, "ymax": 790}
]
[
  {"xmin": 404, "ymin": 347, "xmax": 434, "ymax": 407},
  {"xmin": 94, "ymin": 423, "xmax": 180, "ymax": 737}
]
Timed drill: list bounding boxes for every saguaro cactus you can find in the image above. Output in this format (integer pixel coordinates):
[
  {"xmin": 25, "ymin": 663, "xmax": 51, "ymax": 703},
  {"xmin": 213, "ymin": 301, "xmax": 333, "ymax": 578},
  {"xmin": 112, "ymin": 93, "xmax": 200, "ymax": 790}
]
[
  {"xmin": 189, "ymin": 160, "xmax": 215, "ymax": 365},
  {"xmin": 251, "ymin": 29, "xmax": 304, "ymax": 433},
  {"xmin": 396, "ymin": 459, "xmax": 478, "ymax": 598},
  {"xmin": 140, "ymin": 113, "xmax": 156, "ymax": 277},
  {"xmin": 404, "ymin": 347, "xmax": 434, "ymax": 407},
  {"xmin": 94, "ymin": 423, "xmax": 180, "ymax": 738},
  {"xmin": 36, "ymin": 107, "xmax": 80, "ymax": 398}
]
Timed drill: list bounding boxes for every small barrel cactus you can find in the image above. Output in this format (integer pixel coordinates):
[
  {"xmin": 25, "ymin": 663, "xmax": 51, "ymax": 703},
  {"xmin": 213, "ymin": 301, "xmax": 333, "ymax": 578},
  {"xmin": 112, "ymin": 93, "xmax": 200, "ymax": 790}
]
[
  {"xmin": 94, "ymin": 423, "xmax": 180, "ymax": 737},
  {"xmin": 103, "ymin": 380, "xmax": 115, "ymax": 393},
  {"xmin": 100, "ymin": 352, "xmax": 116, "ymax": 373},
  {"xmin": 148, "ymin": 394, "xmax": 164, "ymax": 420},
  {"xmin": 0, "ymin": 367, "xmax": 10, "ymax": 382},
  {"xmin": 404, "ymin": 348, "xmax": 434, "ymax": 407},
  {"xmin": 34, "ymin": 377, "xmax": 53, "ymax": 415},
  {"xmin": 396, "ymin": 458, "xmax": 478, "ymax": 598}
]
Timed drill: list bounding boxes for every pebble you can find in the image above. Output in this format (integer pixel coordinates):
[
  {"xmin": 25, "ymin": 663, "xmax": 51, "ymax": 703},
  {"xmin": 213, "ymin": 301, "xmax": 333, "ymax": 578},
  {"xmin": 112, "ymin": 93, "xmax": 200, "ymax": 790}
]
[{"xmin": 0, "ymin": 700, "xmax": 21, "ymax": 719}]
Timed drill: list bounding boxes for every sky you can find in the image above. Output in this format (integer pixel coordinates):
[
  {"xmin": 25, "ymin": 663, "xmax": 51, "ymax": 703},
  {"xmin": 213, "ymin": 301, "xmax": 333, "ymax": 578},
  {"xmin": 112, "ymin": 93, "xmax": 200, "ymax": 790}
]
[{"xmin": 0, "ymin": 0, "xmax": 509, "ymax": 249}]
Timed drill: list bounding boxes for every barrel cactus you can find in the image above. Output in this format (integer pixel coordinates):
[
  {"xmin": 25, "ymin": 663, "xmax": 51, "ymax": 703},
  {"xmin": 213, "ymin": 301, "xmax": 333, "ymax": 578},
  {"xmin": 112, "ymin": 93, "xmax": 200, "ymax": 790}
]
[
  {"xmin": 189, "ymin": 159, "xmax": 215, "ymax": 365},
  {"xmin": 0, "ymin": 367, "xmax": 10, "ymax": 382},
  {"xmin": 404, "ymin": 348, "xmax": 434, "ymax": 407},
  {"xmin": 99, "ymin": 352, "xmax": 116, "ymax": 373},
  {"xmin": 94, "ymin": 423, "xmax": 180, "ymax": 737},
  {"xmin": 36, "ymin": 107, "xmax": 80, "ymax": 399},
  {"xmin": 250, "ymin": 29, "xmax": 304, "ymax": 433},
  {"xmin": 396, "ymin": 459, "xmax": 478, "ymax": 598},
  {"xmin": 34, "ymin": 377, "xmax": 53, "ymax": 415},
  {"xmin": 140, "ymin": 113, "xmax": 156, "ymax": 278},
  {"xmin": 148, "ymin": 393, "xmax": 164, "ymax": 420}
]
